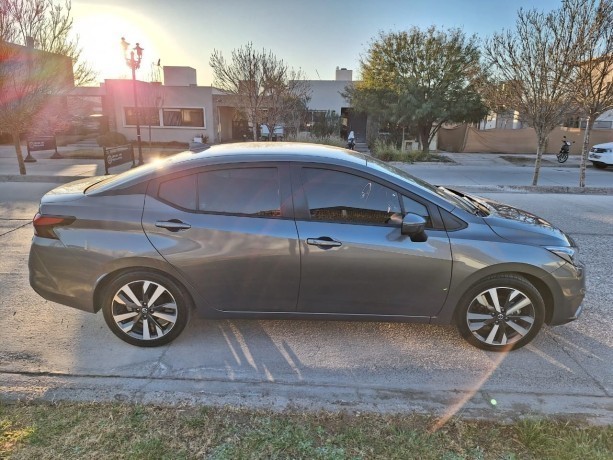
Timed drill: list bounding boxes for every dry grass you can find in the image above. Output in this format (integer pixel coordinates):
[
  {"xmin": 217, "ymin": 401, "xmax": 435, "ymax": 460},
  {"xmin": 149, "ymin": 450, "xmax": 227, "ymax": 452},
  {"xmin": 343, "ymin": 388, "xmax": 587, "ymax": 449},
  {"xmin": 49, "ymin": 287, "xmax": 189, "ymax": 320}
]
[{"xmin": 1, "ymin": 401, "xmax": 611, "ymax": 459}]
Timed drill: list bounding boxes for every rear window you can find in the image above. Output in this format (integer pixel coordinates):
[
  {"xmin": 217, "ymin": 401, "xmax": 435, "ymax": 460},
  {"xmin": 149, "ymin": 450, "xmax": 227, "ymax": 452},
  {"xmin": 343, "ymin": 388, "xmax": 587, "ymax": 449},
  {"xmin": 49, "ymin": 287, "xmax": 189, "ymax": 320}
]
[{"xmin": 85, "ymin": 152, "xmax": 194, "ymax": 194}]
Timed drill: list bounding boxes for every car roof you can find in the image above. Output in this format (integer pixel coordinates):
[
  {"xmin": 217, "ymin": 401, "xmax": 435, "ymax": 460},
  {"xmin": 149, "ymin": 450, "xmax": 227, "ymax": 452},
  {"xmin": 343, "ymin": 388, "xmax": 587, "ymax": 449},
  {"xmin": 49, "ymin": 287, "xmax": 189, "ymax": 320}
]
[{"xmin": 177, "ymin": 142, "xmax": 368, "ymax": 166}]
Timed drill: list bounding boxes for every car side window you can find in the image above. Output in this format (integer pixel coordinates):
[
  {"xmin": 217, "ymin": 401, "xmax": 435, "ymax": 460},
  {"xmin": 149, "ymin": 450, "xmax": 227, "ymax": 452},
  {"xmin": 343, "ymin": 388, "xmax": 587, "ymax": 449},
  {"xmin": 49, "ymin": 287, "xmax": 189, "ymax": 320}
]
[
  {"xmin": 402, "ymin": 195, "xmax": 432, "ymax": 228},
  {"xmin": 158, "ymin": 174, "xmax": 197, "ymax": 210},
  {"xmin": 197, "ymin": 167, "xmax": 281, "ymax": 217},
  {"xmin": 302, "ymin": 168, "xmax": 401, "ymax": 225}
]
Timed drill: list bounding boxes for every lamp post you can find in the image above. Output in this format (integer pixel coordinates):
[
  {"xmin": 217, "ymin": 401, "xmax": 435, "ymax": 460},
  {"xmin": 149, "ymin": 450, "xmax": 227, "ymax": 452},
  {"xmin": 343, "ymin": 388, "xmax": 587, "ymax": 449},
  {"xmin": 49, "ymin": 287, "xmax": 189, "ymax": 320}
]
[{"xmin": 121, "ymin": 37, "xmax": 144, "ymax": 165}]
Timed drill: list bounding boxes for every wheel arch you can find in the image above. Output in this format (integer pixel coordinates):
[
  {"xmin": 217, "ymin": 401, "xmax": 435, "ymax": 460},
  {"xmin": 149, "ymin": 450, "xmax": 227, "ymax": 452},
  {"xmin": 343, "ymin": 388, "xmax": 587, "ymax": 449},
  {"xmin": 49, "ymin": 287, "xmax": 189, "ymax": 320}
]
[
  {"xmin": 435, "ymin": 263, "xmax": 556, "ymax": 325},
  {"xmin": 92, "ymin": 262, "xmax": 198, "ymax": 314}
]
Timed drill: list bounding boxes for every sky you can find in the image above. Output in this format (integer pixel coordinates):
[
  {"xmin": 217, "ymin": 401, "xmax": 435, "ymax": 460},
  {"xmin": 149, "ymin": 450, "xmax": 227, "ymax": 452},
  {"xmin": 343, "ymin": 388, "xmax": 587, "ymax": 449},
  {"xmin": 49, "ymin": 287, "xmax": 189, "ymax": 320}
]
[{"xmin": 71, "ymin": 0, "xmax": 563, "ymax": 86}]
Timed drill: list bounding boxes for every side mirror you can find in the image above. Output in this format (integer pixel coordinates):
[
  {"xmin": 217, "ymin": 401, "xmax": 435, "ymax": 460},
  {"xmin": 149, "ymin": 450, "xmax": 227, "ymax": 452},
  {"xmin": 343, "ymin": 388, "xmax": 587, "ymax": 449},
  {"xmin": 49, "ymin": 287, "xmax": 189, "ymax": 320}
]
[{"xmin": 401, "ymin": 213, "xmax": 428, "ymax": 242}]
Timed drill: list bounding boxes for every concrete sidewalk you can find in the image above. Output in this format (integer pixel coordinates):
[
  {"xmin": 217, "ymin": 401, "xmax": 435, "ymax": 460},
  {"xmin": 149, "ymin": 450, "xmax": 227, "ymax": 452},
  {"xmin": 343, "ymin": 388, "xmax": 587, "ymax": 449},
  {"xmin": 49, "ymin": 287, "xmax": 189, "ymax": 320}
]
[{"xmin": 0, "ymin": 144, "xmax": 611, "ymax": 194}]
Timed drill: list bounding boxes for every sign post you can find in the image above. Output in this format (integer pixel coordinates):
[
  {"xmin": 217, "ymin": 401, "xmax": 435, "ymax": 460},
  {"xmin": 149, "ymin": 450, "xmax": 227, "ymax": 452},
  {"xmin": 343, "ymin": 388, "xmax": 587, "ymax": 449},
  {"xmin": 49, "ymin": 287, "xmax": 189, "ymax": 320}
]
[
  {"xmin": 103, "ymin": 144, "xmax": 136, "ymax": 175},
  {"xmin": 25, "ymin": 136, "xmax": 62, "ymax": 162}
]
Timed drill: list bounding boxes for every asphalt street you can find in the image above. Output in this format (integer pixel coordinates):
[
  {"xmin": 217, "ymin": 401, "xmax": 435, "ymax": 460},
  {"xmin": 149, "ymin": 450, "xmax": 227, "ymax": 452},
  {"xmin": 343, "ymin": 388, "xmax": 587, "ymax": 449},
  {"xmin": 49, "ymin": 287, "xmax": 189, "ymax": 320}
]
[{"xmin": 0, "ymin": 170, "xmax": 612, "ymax": 424}]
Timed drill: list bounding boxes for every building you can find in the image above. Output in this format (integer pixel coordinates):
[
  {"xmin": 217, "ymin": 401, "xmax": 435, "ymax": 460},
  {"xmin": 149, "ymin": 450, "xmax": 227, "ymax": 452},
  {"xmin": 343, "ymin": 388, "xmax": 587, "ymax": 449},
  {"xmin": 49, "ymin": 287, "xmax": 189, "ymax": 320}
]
[{"xmin": 77, "ymin": 66, "xmax": 360, "ymax": 145}]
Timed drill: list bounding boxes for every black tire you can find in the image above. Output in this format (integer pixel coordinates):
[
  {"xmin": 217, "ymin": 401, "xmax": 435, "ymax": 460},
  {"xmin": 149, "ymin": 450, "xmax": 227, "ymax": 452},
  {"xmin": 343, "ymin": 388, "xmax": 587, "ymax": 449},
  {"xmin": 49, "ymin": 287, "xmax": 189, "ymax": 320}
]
[
  {"xmin": 102, "ymin": 270, "xmax": 191, "ymax": 347},
  {"xmin": 455, "ymin": 274, "xmax": 545, "ymax": 352},
  {"xmin": 593, "ymin": 162, "xmax": 608, "ymax": 169},
  {"xmin": 557, "ymin": 152, "xmax": 568, "ymax": 163}
]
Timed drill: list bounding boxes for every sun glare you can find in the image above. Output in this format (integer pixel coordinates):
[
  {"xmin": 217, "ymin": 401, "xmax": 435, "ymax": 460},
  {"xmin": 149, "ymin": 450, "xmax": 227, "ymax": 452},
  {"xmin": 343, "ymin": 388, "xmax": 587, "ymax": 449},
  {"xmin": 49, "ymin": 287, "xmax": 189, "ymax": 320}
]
[{"xmin": 71, "ymin": 3, "xmax": 163, "ymax": 82}]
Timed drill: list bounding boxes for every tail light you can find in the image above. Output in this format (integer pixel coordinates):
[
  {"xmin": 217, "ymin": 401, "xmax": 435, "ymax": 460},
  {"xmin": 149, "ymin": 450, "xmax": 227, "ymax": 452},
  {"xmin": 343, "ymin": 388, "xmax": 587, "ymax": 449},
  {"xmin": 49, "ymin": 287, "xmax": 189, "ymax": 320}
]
[{"xmin": 32, "ymin": 213, "xmax": 75, "ymax": 239}]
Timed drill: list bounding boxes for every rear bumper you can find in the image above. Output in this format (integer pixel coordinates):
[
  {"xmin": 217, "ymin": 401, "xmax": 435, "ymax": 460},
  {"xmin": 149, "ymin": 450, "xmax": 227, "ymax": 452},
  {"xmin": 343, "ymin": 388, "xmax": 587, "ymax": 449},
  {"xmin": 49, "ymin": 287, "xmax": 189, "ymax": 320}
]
[{"xmin": 29, "ymin": 239, "xmax": 96, "ymax": 313}]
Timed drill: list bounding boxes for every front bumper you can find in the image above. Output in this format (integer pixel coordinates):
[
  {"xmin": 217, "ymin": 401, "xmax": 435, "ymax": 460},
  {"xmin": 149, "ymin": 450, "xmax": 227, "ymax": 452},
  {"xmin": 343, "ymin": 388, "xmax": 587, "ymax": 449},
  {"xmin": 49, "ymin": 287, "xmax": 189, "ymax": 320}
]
[
  {"xmin": 547, "ymin": 262, "xmax": 585, "ymax": 326},
  {"xmin": 588, "ymin": 152, "xmax": 613, "ymax": 165}
]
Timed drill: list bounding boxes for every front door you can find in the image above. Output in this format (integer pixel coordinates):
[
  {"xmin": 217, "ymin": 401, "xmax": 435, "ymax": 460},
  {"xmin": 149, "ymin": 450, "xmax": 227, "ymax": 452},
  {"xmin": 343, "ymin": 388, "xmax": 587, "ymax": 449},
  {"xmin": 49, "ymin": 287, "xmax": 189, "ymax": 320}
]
[{"xmin": 294, "ymin": 166, "xmax": 452, "ymax": 317}]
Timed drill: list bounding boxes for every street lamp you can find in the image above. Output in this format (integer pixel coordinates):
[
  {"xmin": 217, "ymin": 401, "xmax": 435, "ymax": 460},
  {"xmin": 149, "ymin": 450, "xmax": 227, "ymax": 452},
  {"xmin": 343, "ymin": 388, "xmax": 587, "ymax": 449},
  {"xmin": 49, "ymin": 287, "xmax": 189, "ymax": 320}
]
[{"xmin": 121, "ymin": 37, "xmax": 144, "ymax": 165}]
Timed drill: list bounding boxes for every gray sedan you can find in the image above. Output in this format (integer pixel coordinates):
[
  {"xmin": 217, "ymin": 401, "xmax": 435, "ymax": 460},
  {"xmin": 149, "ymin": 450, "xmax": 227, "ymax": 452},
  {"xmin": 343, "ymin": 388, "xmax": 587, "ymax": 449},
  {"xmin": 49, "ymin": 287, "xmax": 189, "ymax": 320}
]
[{"xmin": 29, "ymin": 143, "xmax": 585, "ymax": 351}]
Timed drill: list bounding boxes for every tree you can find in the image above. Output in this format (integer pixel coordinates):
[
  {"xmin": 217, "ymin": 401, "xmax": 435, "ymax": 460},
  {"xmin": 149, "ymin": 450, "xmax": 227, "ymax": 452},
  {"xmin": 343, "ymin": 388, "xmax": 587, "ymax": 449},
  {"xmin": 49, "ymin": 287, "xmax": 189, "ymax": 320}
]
[
  {"xmin": 567, "ymin": 0, "xmax": 613, "ymax": 187},
  {"xmin": 484, "ymin": 1, "xmax": 590, "ymax": 185},
  {"xmin": 0, "ymin": 0, "xmax": 94, "ymax": 175},
  {"xmin": 260, "ymin": 66, "xmax": 310, "ymax": 141},
  {"xmin": 210, "ymin": 42, "xmax": 310, "ymax": 141},
  {"xmin": 347, "ymin": 27, "xmax": 487, "ymax": 152}
]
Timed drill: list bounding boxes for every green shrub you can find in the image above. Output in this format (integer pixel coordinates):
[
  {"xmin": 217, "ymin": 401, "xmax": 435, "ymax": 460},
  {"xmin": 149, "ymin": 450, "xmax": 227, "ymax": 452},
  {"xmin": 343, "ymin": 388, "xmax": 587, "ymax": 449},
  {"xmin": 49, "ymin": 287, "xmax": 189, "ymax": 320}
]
[
  {"xmin": 97, "ymin": 132, "xmax": 127, "ymax": 148},
  {"xmin": 285, "ymin": 133, "xmax": 347, "ymax": 148},
  {"xmin": 372, "ymin": 139, "xmax": 449, "ymax": 163}
]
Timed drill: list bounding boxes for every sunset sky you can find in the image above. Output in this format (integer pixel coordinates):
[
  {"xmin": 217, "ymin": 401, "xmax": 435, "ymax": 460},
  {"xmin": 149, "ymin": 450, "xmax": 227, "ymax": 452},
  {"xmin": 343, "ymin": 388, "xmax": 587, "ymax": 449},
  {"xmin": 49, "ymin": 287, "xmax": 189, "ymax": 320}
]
[{"xmin": 71, "ymin": 0, "xmax": 562, "ymax": 86}]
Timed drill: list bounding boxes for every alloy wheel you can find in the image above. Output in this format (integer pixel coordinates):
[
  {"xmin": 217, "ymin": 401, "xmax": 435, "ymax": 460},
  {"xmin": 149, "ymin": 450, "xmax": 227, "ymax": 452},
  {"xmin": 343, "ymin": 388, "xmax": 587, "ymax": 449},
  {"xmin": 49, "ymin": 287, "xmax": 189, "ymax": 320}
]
[
  {"xmin": 110, "ymin": 279, "xmax": 178, "ymax": 341},
  {"xmin": 466, "ymin": 286, "xmax": 536, "ymax": 347}
]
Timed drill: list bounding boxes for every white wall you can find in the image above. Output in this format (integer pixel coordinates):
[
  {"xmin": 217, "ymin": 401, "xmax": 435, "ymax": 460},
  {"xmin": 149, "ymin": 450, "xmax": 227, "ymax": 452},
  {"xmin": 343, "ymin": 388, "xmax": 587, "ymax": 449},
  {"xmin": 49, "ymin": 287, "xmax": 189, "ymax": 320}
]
[{"xmin": 306, "ymin": 80, "xmax": 353, "ymax": 113}]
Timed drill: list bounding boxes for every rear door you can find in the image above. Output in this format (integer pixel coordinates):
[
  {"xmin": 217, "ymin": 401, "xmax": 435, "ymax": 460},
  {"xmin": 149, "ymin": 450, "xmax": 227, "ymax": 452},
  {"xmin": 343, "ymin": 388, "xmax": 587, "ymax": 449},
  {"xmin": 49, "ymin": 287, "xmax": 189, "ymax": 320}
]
[
  {"xmin": 292, "ymin": 165, "xmax": 452, "ymax": 317},
  {"xmin": 142, "ymin": 163, "xmax": 301, "ymax": 312}
]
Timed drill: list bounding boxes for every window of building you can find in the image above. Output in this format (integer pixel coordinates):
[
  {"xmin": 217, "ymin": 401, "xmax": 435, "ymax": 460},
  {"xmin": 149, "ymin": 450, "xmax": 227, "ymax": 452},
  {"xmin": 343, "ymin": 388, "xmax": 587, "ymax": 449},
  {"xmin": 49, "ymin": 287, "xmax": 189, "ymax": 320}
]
[
  {"xmin": 302, "ymin": 168, "xmax": 401, "ymax": 225},
  {"xmin": 162, "ymin": 108, "xmax": 205, "ymax": 127},
  {"xmin": 197, "ymin": 168, "xmax": 281, "ymax": 217},
  {"xmin": 124, "ymin": 107, "xmax": 160, "ymax": 126}
]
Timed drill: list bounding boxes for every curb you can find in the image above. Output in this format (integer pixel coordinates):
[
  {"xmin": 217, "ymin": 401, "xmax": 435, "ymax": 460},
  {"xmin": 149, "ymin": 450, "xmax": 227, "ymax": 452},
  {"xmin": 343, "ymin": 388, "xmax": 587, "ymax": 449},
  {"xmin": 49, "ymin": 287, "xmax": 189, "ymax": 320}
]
[
  {"xmin": 0, "ymin": 174, "xmax": 87, "ymax": 183},
  {"xmin": 451, "ymin": 185, "xmax": 613, "ymax": 195}
]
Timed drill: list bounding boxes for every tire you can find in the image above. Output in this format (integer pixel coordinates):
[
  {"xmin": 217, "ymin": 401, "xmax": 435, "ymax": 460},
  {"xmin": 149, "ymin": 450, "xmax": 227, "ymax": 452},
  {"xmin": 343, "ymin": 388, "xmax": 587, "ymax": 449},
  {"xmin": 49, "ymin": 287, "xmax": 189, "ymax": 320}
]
[
  {"xmin": 593, "ymin": 162, "xmax": 608, "ymax": 169},
  {"xmin": 455, "ymin": 274, "xmax": 545, "ymax": 352},
  {"xmin": 557, "ymin": 152, "xmax": 568, "ymax": 163},
  {"xmin": 102, "ymin": 270, "xmax": 191, "ymax": 347}
]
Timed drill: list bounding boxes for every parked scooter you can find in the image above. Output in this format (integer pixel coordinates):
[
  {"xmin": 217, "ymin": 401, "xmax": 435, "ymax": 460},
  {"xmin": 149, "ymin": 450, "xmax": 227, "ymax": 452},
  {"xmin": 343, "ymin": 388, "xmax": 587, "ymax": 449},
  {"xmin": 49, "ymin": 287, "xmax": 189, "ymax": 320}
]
[{"xmin": 558, "ymin": 136, "xmax": 574, "ymax": 163}]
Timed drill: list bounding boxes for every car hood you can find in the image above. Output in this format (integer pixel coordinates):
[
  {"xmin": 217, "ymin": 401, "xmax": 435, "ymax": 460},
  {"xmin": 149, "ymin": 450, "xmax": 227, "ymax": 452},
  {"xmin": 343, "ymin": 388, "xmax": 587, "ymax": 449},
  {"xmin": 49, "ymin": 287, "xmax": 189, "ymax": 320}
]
[
  {"xmin": 476, "ymin": 196, "xmax": 574, "ymax": 247},
  {"xmin": 591, "ymin": 142, "xmax": 613, "ymax": 150}
]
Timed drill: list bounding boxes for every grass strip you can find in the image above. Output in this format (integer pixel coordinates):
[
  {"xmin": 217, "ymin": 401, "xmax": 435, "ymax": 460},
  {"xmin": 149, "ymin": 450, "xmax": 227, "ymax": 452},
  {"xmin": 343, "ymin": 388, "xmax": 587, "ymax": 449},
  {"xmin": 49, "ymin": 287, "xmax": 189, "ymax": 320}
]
[{"xmin": 1, "ymin": 401, "xmax": 611, "ymax": 459}]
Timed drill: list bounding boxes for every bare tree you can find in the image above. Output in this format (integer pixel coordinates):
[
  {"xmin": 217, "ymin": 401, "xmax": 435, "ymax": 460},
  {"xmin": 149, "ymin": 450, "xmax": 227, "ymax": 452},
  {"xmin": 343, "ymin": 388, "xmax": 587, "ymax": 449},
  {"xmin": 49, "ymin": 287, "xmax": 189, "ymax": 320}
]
[
  {"xmin": 568, "ymin": 0, "xmax": 613, "ymax": 187},
  {"xmin": 210, "ymin": 42, "xmax": 309, "ymax": 141},
  {"xmin": 1, "ymin": 0, "xmax": 96, "ymax": 86},
  {"xmin": 0, "ymin": 41, "xmax": 70, "ymax": 174},
  {"xmin": 260, "ymin": 65, "xmax": 310, "ymax": 141},
  {"xmin": 0, "ymin": 0, "xmax": 93, "ymax": 174},
  {"xmin": 485, "ymin": 2, "xmax": 588, "ymax": 185}
]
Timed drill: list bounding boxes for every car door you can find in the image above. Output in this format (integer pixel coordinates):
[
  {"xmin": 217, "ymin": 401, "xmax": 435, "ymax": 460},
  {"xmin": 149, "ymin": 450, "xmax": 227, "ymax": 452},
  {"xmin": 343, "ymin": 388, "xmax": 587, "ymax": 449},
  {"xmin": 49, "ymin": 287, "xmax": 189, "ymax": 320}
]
[
  {"xmin": 142, "ymin": 163, "xmax": 301, "ymax": 312},
  {"xmin": 292, "ymin": 165, "xmax": 452, "ymax": 317}
]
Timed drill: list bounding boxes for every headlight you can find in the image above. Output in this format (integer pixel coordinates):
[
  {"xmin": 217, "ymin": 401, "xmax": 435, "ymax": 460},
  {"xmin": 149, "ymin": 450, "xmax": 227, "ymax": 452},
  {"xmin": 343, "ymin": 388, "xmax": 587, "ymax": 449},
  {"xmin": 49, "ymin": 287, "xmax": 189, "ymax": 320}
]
[{"xmin": 546, "ymin": 246, "xmax": 578, "ymax": 265}]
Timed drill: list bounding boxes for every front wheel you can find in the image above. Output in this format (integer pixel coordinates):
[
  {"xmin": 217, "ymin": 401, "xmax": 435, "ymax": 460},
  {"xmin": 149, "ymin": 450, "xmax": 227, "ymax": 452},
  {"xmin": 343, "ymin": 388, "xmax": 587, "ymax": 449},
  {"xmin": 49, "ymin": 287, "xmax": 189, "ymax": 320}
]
[
  {"xmin": 455, "ymin": 274, "xmax": 545, "ymax": 352},
  {"xmin": 557, "ymin": 152, "xmax": 568, "ymax": 163},
  {"xmin": 102, "ymin": 271, "xmax": 191, "ymax": 347},
  {"xmin": 593, "ymin": 162, "xmax": 608, "ymax": 169}
]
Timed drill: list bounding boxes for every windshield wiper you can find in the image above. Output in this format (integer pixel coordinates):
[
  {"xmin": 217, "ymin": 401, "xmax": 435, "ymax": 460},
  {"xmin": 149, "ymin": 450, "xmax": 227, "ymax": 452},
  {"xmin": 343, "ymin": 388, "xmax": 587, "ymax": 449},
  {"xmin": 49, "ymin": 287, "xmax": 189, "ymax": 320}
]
[{"xmin": 438, "ymin": 187, "xmax": 489, "ymax": 216}]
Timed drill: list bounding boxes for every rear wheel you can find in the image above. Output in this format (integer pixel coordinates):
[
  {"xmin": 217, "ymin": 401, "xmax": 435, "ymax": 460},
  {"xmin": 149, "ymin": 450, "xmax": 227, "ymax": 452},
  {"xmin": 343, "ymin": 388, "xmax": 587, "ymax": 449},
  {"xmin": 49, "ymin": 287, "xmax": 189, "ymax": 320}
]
[
  {"xmin": 102, "ymin": 271, "xmax": 190, "ymax": 347},
  {"xmin": 456, "ymin": 274, "xmax": 545, "ymax": 352}
]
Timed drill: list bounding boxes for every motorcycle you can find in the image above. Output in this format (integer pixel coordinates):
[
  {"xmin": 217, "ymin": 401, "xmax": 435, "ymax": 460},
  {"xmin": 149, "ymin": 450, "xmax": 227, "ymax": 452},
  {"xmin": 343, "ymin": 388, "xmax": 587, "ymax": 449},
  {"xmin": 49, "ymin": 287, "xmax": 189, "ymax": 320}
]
[
  {"xmin": 557, "ymin": 137, "xmax": 574, "ymax": 163},
  {"xmin": 347, "ymin": 138, "xmax": 355, "ymax": 150}
]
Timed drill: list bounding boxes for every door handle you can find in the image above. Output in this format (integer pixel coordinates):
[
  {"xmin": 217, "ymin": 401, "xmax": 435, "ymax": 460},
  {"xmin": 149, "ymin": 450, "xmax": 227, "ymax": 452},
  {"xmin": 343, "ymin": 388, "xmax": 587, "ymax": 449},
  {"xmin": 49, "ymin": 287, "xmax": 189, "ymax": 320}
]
[
  {"xmin": 155, "ymin": 219, "xmax": 191, "ymax": 232},
  {"xmin": 307, "ymin": 237, "xmax": 342, "ymax": 248}
]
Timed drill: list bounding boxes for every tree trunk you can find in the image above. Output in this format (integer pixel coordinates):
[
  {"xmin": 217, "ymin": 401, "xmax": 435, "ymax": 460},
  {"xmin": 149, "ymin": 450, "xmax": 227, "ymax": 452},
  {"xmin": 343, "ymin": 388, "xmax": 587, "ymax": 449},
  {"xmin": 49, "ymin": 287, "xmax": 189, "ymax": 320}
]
[
  {"xmin": 579, "ymin": 118, "xmax": 593, "ymax": 188},
  {"xmin": 531, "ymin": 133, "xmax": 546, "ymax": 186},
  {"xmin": 418, "ymin": 125, "xmax": 431, "ymax": 153},
  {"xmin": 12, "ymin": 132, "xmax": 26, "ymax": 175}
]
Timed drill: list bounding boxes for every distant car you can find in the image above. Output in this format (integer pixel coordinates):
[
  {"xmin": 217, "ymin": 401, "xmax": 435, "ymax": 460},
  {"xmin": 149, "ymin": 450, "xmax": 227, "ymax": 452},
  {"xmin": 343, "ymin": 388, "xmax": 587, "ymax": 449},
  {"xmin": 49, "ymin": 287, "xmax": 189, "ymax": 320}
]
[
  {"xmin": 29, "ymin": 143, "xmax": 585, "ymax": 351},
  {"xmin": 588, "ymin": 142, "xmax": 613, "ymax": 169}
]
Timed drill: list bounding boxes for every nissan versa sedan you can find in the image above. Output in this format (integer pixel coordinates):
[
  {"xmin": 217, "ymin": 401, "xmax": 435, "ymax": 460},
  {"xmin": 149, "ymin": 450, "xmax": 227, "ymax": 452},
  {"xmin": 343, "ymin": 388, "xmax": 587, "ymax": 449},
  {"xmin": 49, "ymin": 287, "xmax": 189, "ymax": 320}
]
[{"xmin": 29, "ymin": 143, "xmax": 585, "ymax": 351}]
